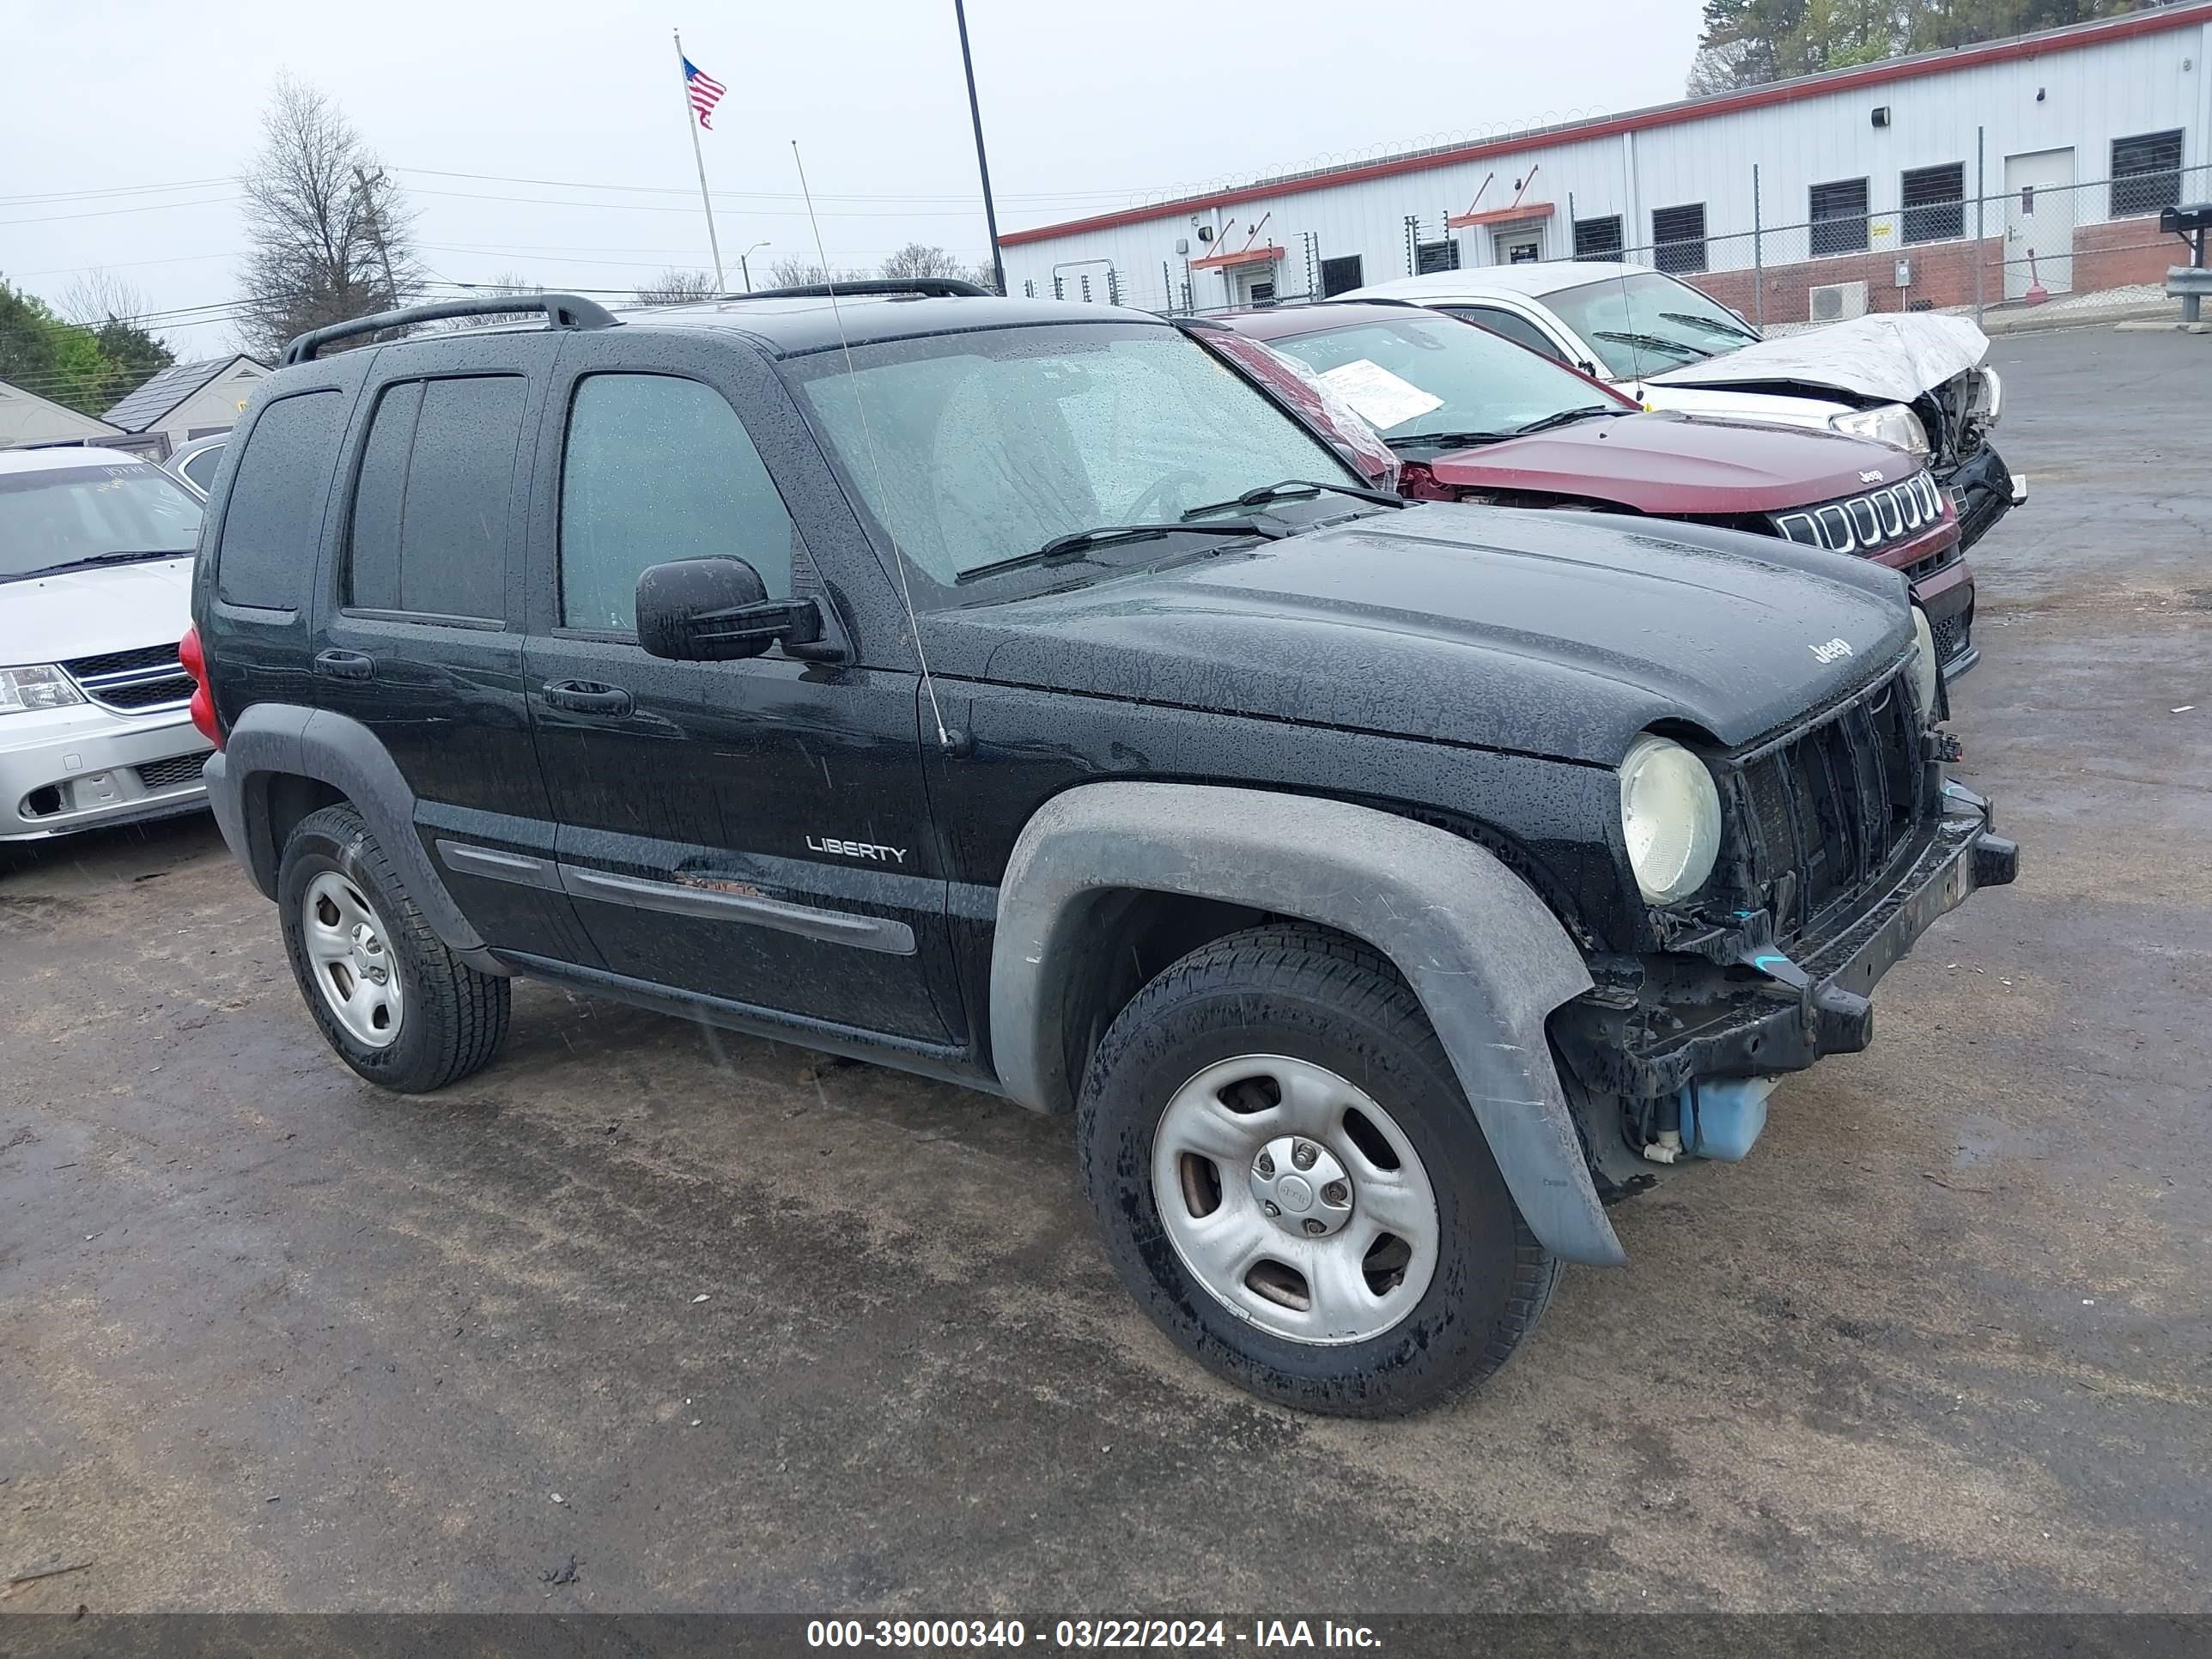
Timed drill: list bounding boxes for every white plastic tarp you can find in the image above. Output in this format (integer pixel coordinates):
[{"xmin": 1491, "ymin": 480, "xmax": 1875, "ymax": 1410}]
[{"xmin": 1646, "ymin": 313, "xmax": 1989, "ymax": 403}]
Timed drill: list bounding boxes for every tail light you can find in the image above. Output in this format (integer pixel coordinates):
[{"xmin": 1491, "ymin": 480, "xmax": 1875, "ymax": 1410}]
[{"xmin": 179, "ymin": 623, "xmax": 222, "ymax": 750}]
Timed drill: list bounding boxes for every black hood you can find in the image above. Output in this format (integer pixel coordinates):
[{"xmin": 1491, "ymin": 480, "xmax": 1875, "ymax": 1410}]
[{"xmin": 921, "ymin": 503, "xmax": 1914, "ymax": 765}]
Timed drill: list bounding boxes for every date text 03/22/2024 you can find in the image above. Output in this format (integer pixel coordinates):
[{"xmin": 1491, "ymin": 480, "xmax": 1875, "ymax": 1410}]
[{"xmin": 805, "ymin": 1620, "xmax": 1383, "ymax": 1650}]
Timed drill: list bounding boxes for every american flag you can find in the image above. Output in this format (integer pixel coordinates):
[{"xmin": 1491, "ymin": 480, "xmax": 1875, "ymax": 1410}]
[{"xmin": 683, "ymin": 58, "xmax": 726, "ymax": 129}]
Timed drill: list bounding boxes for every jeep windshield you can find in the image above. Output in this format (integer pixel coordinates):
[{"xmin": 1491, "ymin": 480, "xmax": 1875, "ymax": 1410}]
[
  {"xmin": 0, "ymin": 461, "xmax": 204, "ymax": 583},
  {"xmin": 788, "ymin": 322, "xmax": 1366, "ymax": 598},
  {"xmin": 1541, "ymin": 271, "xmax": 1762, "ymax": 380},
  {"xmin": 1258, "ymin": 311, "xmax": 1633, "ymax": 455}
]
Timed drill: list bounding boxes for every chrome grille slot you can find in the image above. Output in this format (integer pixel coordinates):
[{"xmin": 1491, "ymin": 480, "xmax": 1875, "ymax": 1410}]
[
  {"xmin": 62, "ymin": 641, "xmax": 193, "ymax": 714},
  {"xmin": 1773, "ymin": 471, "xmax": 1947, "ymax": 557}
]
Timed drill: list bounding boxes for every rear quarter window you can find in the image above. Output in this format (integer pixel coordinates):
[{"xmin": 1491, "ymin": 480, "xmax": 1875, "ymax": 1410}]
[{"xmin": 215, "ymin": 389, "xmax": 346, "ymax": 609}]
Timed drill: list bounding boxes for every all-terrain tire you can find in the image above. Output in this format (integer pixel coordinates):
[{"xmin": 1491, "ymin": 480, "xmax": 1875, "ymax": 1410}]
[
  {"xmin": 1077, "ymin": 923, "xmax": 1556, "ymax": 1417},
  {"xmin": 276, "ymin": 802, "xmax": 509, "ymax": 1093}
]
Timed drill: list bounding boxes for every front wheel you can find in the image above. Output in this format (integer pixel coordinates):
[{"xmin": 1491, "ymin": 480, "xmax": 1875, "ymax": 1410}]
[{"xmin": 1076, "ymin": 924, "xmax": 1556, "ymax": 1417}]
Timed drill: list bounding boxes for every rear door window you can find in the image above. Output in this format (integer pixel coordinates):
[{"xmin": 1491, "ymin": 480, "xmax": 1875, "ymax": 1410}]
[
  {"xmin": 215, "ymin": 389, "xmax": 345, "ymax": 608},
  {"xmin": 346, "ymin": 375, "xmax": 523, "ymax": 622},
  {"xmin": 1441, "ymin": 306, "xmax": 1569, "ymax": 362}
]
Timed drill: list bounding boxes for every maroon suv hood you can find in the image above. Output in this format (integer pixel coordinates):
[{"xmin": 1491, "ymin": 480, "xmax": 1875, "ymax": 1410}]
[{"xmin": 1427, "ymin": 410, "xmax": 1909, "ymax": 514}]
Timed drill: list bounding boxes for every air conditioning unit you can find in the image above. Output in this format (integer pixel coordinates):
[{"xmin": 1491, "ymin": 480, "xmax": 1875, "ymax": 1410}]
[{"xmin": 1808, "ymin": 279, "xmax": 1869, "ymax": 322}]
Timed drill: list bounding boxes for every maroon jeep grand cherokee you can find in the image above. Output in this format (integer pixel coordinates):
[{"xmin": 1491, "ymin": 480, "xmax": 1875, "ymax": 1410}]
[{"xmin": 1200, "ymin": 301, "xmax": 1976, "ymax": 680}]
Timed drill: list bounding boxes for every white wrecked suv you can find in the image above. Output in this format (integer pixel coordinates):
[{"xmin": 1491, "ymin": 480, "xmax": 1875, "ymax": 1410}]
[
  {"xmin": 0, "ymin": 447, "xmax": 213, "ymax": 851},
  {"xmin": 1348, "ymin": 261, "xmax": 2021, "ymax": 556}
]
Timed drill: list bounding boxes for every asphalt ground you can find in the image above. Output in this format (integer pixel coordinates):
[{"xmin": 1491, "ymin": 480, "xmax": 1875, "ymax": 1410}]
[{"xmin": 2, "ymin": 326, "xmax": 2207, "ymax": 1617}]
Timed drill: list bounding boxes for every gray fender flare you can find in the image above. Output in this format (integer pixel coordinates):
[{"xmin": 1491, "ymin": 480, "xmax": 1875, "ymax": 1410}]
[
  {"xmin": 988, "ymin": 782, "xmax": 1623, "ymax": 1267},
  {"xmin": 203, "ymin": 703, "xmax": 501, "ymax": 972}
]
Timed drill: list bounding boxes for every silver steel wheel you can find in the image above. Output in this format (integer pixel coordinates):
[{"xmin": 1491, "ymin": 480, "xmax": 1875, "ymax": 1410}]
[
  {"xmin": 301, "ymin": 870, "xmax": 404, "ymax": 1049},
  {"xmin": 1151, "ymin": 1054, "xmax": 1440, "ymax": 1346}
]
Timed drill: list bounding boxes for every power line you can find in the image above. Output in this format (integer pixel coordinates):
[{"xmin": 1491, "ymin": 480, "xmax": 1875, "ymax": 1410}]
[
  {"xmin": 0, "ymin": 177, "xmax": 232, "ymax": 207},
  {"xmin": 391, "ymin": 164, "xmax": 1170, "ymax": 207},
  {"xmin": 0, "ymin": 194, "xmax": 241, "ymax": 228}
]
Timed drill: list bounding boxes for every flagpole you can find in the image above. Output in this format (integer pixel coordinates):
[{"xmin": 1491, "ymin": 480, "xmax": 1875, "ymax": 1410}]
[{"xmin": 674, "ymin": 27, "xmax": 726, "ymax": 294}]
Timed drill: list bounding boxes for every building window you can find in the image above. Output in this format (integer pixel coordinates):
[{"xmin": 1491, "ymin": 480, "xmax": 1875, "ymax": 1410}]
[
  {"xmin": 1415, "ymin": 237, "xmax": 1460, "ymax": 275},
  {"xmin": 1900, "ymin": 163, "xmax": 1966, "ymax": 244},
  {"xmin": 1572, "ymin": 216, "xmax": 1623, "ymax": 260},
  {"xmin": 1320, "ymin": 254, "xmax": 1364, "ymax": 296},
  {"xmin": 1809, "ymin": 177, "xmax": 1870, "ymax": 256},
  {"xmin": 1651, "ymin": 203, "xmax": 1707, "ymax": 274},
  {"xmin": 2112, "ymin": 130, "xmax": 2185, "ymax": 217}
]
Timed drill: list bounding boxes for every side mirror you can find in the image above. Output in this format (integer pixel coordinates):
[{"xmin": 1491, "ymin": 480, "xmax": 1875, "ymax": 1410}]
[{"xmin": 635, "ymin": 557, "xmax": 823, "ymax": 662}]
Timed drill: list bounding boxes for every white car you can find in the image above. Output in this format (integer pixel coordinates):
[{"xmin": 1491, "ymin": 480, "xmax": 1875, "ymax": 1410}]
[
  {"xmin": 0, "ymin": 447, "xmax": 214, "ymax": 848},
  {"xmin": 164, "ymin": 432, "xmax": 228, "ymax": 500},
  {"xmin": 1346, "ymin": 261, "xmax": 2021, "ymax": 549}
]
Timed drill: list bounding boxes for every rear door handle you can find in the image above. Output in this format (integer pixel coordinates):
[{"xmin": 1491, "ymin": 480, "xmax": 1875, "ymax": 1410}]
[
  {"xmin": 313, "ymin": 648, "xmax": 374, "ymax": 681},
  {"xmin": 542, "ymin": 679, "xmax": 634, "ymax": 717}
]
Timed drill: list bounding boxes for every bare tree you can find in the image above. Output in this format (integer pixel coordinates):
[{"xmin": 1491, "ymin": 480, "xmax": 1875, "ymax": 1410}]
[
  {"xmin": 633, "ymin": 268, "xmax": 722, "ymax": 304},
  {"xmin": 434, "ymin": 272, "xmax": 544, "ymax": 331},
  {"xmin": 764, "ymin": 255, "xmax": 867, "ymax": 289},
  {"xmin": 878, "ymin": 243, "xmax": 969, "ymax": 282},
  {"xmin": 236, "ymin": 76, "xmax": 422, "ymax": 359},
  {"xmin": 58, "ymin": 270, "xmax": 153, "ymax": 328}
]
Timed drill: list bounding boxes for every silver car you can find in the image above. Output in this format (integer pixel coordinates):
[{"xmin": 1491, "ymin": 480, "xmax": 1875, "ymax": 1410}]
[{"xmin": 0, "ymin": 447, "xmax": 213, "ymax": 846}]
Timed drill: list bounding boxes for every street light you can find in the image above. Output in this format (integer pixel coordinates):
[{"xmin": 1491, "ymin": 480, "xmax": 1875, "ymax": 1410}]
[{"xmin": 740, "ymin": 241, "xmax": 769, "ymax": 294}]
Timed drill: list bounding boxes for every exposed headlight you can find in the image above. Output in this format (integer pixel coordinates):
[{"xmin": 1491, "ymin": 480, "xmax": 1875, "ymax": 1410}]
[
  {"xmin": 1830, "ymin": 404, "xmax": 1930, "ymax": 458},
  {"xmin": 1967, "ymin": 367, "xmax": 2002, "ymax": 427},
  {"xmin": 1911, "ymin": 606, "xmax": 1941, "ymax": 720},
  {"xmin": 1619, "ymin": 734, "xmax": 1723, "ymax": 906},
  {"xmin": 0, "ymin": 664, "xmax": 85, "ymax": 716}
]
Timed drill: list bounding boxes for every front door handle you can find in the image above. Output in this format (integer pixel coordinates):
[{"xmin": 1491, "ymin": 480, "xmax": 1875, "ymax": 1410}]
[
  {"xmin": 542, "ymin": 679, "xmax": 634, "ymax": 717},
  {"xmin": 313, "ymin": 648, "xmax": 374, "ymax": 681}
]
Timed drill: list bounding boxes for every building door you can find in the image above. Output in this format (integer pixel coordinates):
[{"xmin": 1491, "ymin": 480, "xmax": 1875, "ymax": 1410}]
[
  {"xmin": 1492, "ymin": 222, "xmax": 1545, "ymax": 264},
  {"xmin": 1233, "ymin": 262, "xmax": 1279, "ymax": 307},
  {"xmin": 2002, "ymin": 148, "xmax": 2075, "ymax": 300}
]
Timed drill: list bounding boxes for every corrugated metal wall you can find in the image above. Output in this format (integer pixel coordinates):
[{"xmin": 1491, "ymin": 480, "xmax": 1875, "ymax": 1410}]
[{"xmin": 1000, "ymin": 17, "xmax": 2212, "ymax": 314}]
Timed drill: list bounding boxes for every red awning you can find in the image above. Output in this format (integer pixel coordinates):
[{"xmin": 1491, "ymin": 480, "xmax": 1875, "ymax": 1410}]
[
  {"xmin": 1190, "ymin": 242, "xmax": 1287, "ymax": 270},
  {"xmin": 1446, "ymin": 201, "xmax": 1556, "ymax": 229}
]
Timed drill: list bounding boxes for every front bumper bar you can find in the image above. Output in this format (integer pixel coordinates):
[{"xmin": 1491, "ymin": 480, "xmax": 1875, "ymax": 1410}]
[
  {"xmin": 1555, "ymin": 787, "xmax": 2017, "ymax": 1100},
  {"xmin": 1942, "ymin": 443, "xmax": 2017, "ymax": 555}
]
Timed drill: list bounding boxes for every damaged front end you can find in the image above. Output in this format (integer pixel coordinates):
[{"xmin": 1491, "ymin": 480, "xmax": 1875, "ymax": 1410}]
[
  {"xmin": 1550, "ymin": 655, "xmax": 2018, "ymax": 1198},
  {"xmin": 1646, "ymin": 313, "xmax": 2022, "ymax": 554}
]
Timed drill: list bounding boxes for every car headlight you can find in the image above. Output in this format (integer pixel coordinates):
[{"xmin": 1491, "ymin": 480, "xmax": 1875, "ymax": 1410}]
[
  {"xmin": 0, "ymin": 664, "xmax": 85, "ymax": 716},
  {"xmin": 1830, "ymin": 404, "xmax": 1930, "ymax": 458},
  {"xmin": 1619, "ymin": 734, "xmax": 1723, "ymax": 906},
  {"xmin": 1967, "ymin": 367, "xmax": 2002, "ymax": 427},
  {"xmin": 1911, "ymin": 606, "xmax": 1941, "ymax": 720}
]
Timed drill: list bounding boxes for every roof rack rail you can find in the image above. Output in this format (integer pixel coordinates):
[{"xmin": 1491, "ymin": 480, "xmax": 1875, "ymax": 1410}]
[
  {"xmin": 739, "ymin": 276, "xmax": 990, "ymax": 301},
  {"xmin": 279, "ymin": 293, "xmax": 620, "ymax": 366}
]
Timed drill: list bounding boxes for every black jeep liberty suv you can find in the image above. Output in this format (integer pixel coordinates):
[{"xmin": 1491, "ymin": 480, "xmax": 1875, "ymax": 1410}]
[{"xmin": 185, "ymin": 284, "xmax": 2016, "ymax": 1416}]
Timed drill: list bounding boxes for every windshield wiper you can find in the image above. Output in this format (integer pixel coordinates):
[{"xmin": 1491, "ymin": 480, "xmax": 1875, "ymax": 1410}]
[
  {"xmin": 956, "ymin": 518, "xmax": 1285, "ymax": 584},
  {"xmin": 1381, "ymin": 429, "xmax": 1515, "ymax": 452},
  {"xmin": 1512, "ymin": 404, "xmax": 1633, "ymax": 435},
  {"xmin": 11, "ymin": 548, "xmax": 195, "ymax": 581},
  {"xmin": 1660, "ymin": 310, "xmax": 1759, "ymax": 343},
  {"xmin": 1179, "ymin": 477, "xmax": 1408, "ymax": 520},
  {"xmin": 1592, "ymin": 331, "xmax": 1711, "ymax": 362}
]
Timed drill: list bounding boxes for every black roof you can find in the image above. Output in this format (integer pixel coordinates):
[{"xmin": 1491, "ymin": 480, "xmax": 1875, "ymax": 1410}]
[{"xmin": 617, "ymin": 293, "xmax": 1164, "ymax": 357}]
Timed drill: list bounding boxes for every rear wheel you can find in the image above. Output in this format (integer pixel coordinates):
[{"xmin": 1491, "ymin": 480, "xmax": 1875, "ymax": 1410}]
[
  {"xmin": 276, "ymin": 803, "xmax": 509, "ymax": 1093},
  {"xmin": 1077, "ymin": 924, "xmax": 1556, "ymax": 1417}
]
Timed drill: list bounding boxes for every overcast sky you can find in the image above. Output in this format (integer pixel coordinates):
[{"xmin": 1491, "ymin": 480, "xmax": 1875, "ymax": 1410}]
[{"xmin": 3, "ymin": 0, "xmax": 1702, "ymax": 360}]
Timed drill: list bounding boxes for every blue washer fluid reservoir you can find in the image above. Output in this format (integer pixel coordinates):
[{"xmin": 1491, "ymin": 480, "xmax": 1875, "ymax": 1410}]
[{"xmin": 1680, "ymin": 1077, "xmax": 1781, "ymax": 1161}]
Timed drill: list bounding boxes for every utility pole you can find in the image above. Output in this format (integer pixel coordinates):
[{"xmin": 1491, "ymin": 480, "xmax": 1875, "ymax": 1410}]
[
  {"xmin": 354, "ymin": 165, "xmax": 399, "ymax": 308},
  {"xmin": 740, "ymin": 240, "xmax": 769, "ymax": 293},
  {"xmin": 952, "ymin": 0, "xmax": 1006, "ymax": 295}
]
